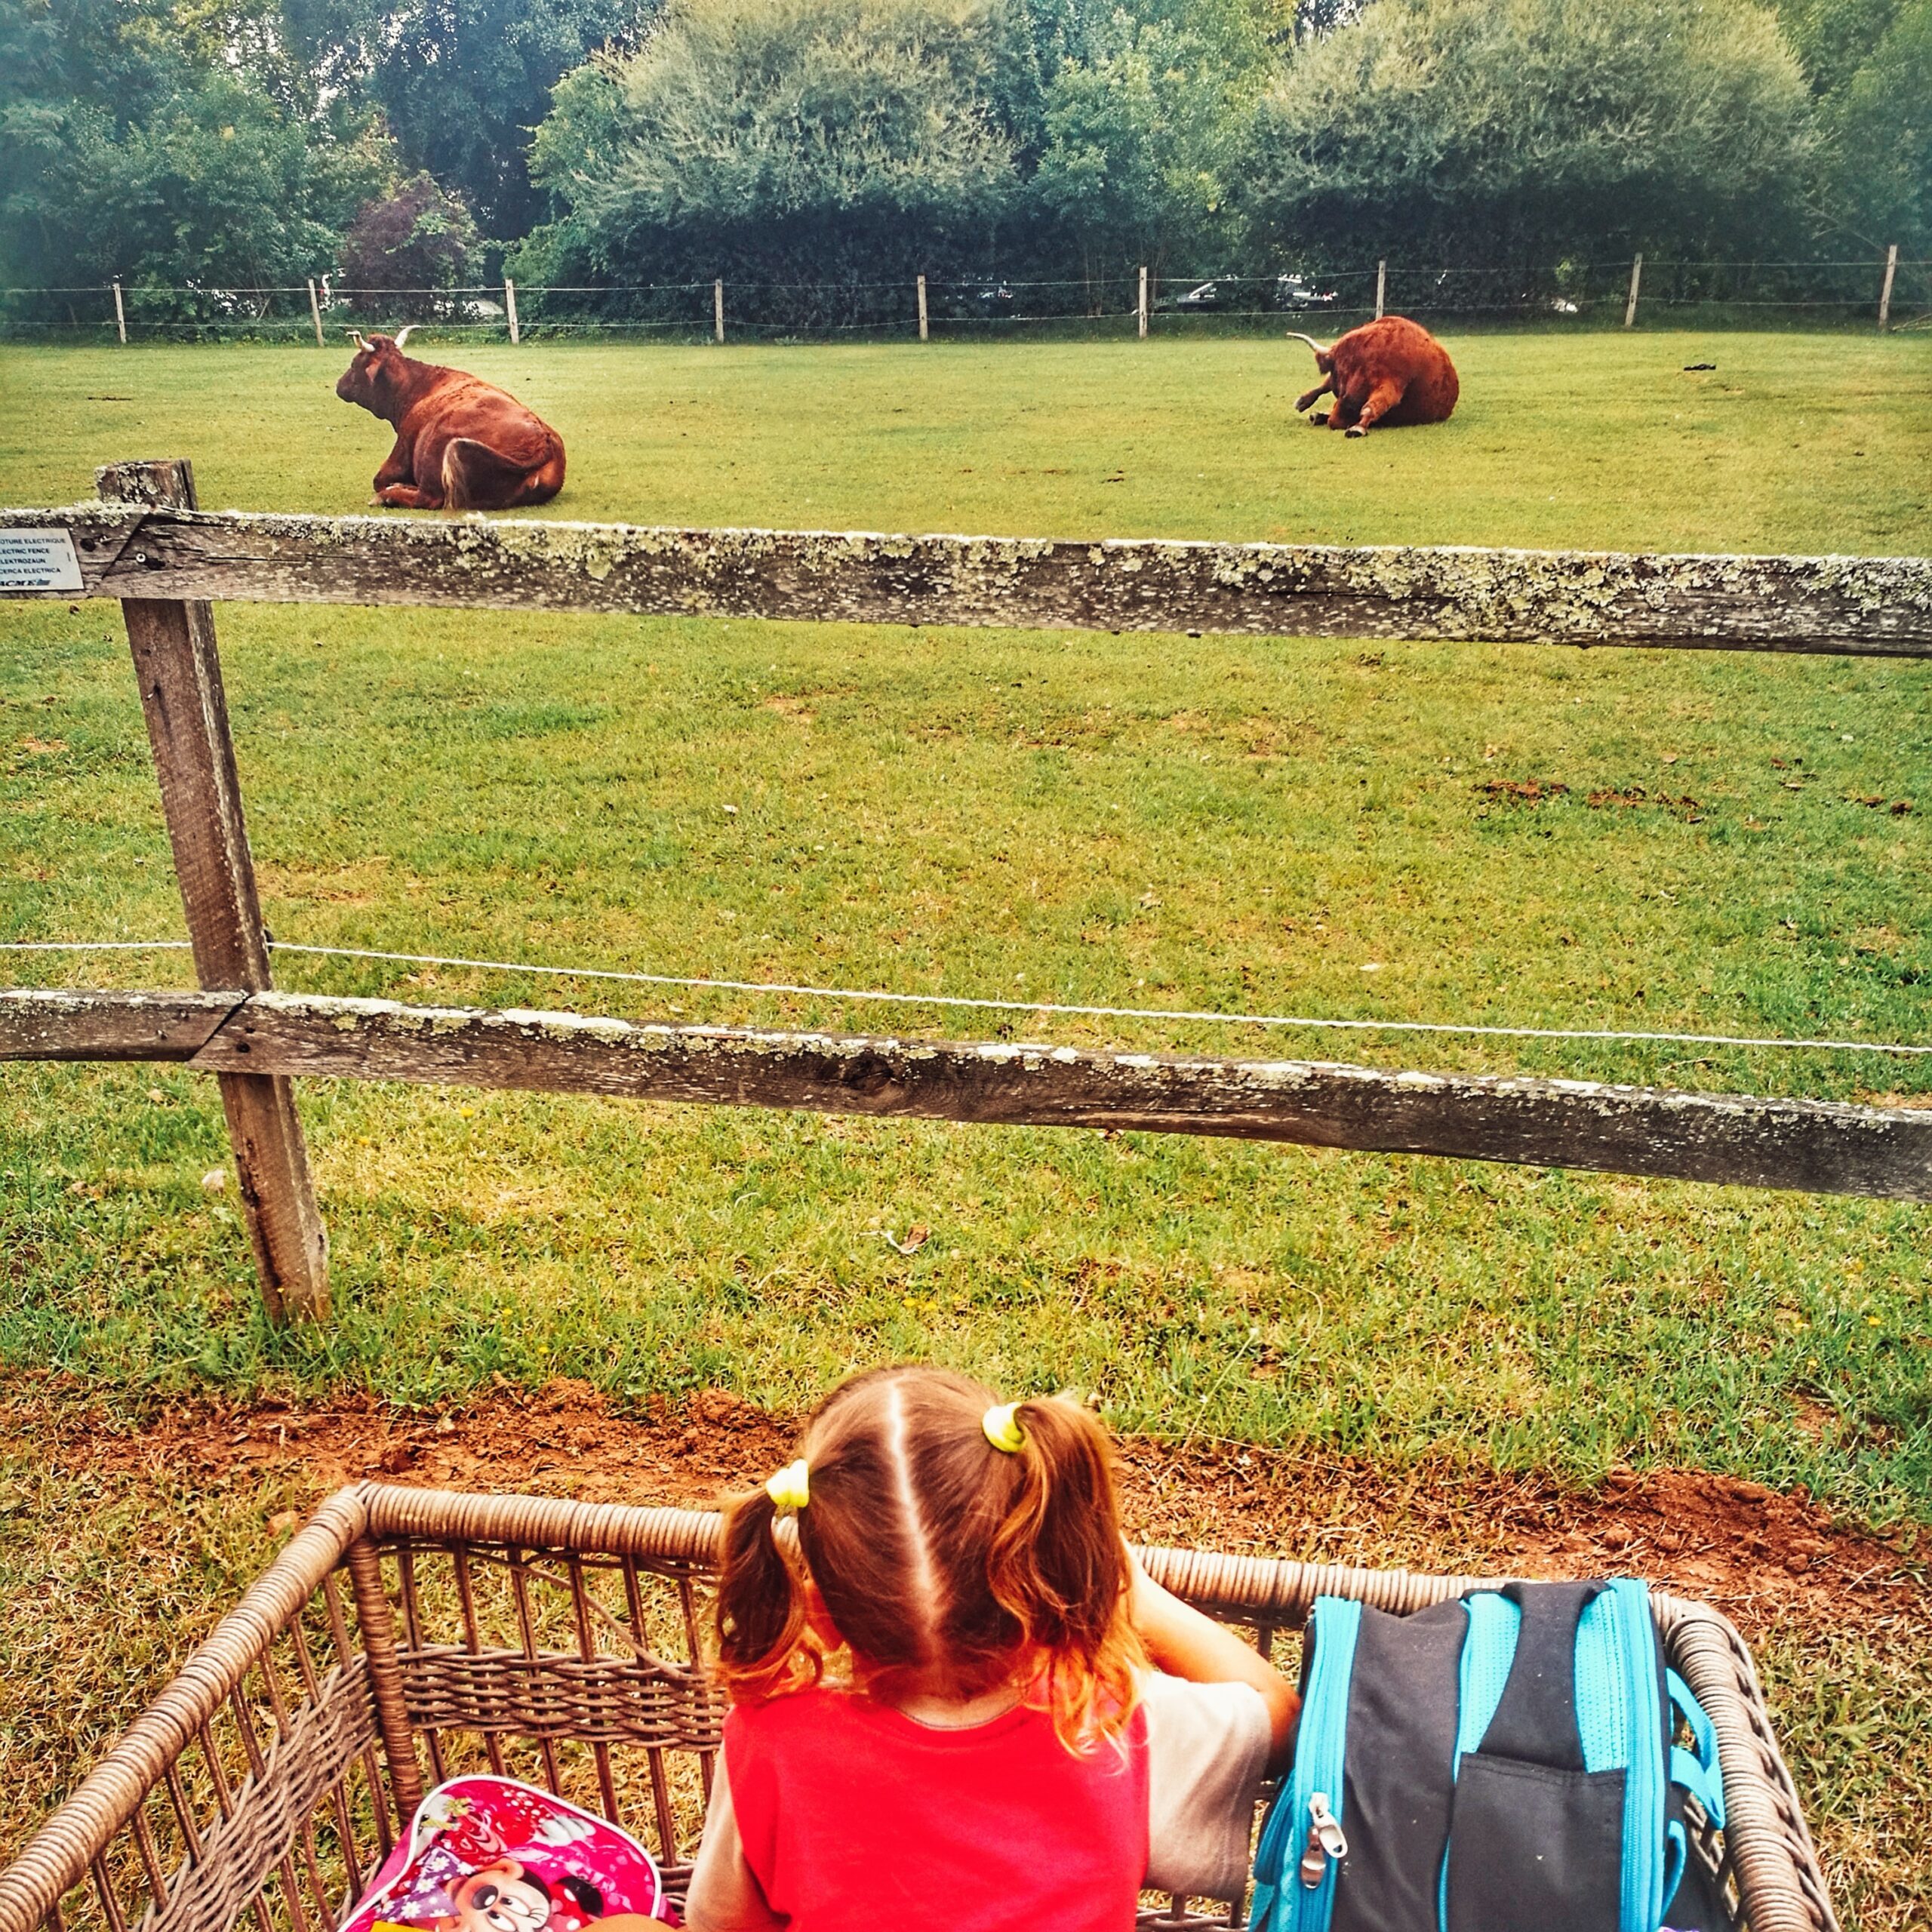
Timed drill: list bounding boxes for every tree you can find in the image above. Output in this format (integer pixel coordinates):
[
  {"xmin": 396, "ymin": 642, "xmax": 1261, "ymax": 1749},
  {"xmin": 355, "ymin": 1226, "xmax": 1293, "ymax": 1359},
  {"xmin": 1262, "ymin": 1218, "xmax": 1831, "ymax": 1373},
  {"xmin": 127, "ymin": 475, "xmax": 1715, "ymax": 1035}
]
[
  {"xmin": 1770, "ymin": 0, "xmax": 1907, "ymax": 98},
  {"xmin": 339, "ymin": 172, "xmax": 479, "ymax": 291},
  {"xmin": 1824, "ymin": 0, "xmax": 1932, "ymax": 251},
  {"xmin": 1240, "ymin": 0, "xmax": 1817, "ymax": 268},
  {"xmin": 506, "ymin": 57, "xmax": 633, "ymax": 290},
  {"xmin": 531, "ymin": 0, "xmax": 1036, "ymax": 288},
  {"xmin": 1031, "ymin": 11, "xmax": 1249, "ymax": 279},
  {"xmin": 291, "ymin": 0, "xmax": 661, "ymax": 242},
  {"xmin": 0, "ymin": 0, "xmax": 393, "ymax": 301}
]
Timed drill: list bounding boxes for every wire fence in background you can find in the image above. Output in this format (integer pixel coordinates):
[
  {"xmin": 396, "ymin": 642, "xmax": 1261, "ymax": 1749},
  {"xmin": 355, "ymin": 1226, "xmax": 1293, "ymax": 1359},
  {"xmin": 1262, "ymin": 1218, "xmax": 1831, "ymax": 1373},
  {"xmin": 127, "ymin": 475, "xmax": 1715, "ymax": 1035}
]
[{"xmin": 2, "ymin": 253, "xmax": 1925, "ymax": 343}]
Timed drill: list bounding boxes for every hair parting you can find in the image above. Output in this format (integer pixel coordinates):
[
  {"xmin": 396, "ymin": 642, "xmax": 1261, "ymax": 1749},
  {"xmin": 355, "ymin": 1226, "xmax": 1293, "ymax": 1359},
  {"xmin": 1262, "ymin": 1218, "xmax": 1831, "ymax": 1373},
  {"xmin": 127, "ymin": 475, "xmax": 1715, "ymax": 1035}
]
[{"xmin": 712, "ymin": 1366, "xmax": 1143, "ymax": 1749}]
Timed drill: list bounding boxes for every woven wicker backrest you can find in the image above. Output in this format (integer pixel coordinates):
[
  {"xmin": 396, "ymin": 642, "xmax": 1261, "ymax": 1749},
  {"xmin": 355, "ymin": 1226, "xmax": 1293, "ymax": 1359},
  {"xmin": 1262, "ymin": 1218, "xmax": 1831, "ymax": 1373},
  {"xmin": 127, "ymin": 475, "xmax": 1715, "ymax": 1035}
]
[{"xmin": 0, "ymin": 1483, "xmax": 1838, "ymax": 1932}]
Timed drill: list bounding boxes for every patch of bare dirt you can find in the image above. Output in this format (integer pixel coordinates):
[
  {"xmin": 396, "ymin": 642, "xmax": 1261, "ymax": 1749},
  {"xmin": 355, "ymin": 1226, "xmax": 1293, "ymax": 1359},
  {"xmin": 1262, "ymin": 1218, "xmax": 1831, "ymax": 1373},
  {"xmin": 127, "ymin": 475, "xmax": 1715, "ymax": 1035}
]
[
  {"xmin": 1, "ymin": 1376, "xmax": 1918, "ymax": 1643},
  {"xmin": 1118, "ymin": 1441, "xmax": 1920, "ymax": 1638},
  {"xmin": 1473, "ymin": 777, "xmax": 1568, "ymax": 803},
  {"xmin": 0, "ymin": 1375, "xmax": 791, "ymax": 1510}
]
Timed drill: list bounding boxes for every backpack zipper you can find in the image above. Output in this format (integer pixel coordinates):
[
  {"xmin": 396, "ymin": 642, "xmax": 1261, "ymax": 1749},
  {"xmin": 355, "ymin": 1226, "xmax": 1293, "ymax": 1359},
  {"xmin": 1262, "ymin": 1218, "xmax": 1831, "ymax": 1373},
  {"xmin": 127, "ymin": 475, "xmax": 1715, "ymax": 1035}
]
[
  {"xmin": 1281, "ymin": 1596, "xmax": 1361, "ymax": 1932},
  {"xmin": 1606, "ymin": 1578, "xmax": 1663, "ymax": 1932},
  {"xmin": 1298, "ymin": 1791, "xmax": 1349, "ymax": 1887}
]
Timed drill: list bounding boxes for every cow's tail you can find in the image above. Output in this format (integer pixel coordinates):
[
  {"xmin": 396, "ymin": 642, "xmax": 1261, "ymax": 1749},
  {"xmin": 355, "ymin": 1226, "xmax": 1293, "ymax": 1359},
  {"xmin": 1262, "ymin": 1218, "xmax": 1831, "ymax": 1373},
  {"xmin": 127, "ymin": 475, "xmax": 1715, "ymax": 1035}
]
[
  {"xmin": 1283, "ymin": 331, "xmax": 1331, "ymax": 360},
  {"xmin": 441, "ymin": 437, "xmax": 534, "ymax": 511}
]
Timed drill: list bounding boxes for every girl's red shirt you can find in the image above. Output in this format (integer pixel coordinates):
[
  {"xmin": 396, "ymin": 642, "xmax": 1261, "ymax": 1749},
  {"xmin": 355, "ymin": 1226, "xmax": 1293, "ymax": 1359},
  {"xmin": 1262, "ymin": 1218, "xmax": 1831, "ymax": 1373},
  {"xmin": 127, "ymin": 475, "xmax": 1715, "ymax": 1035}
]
[{"xmin": 721, "ymin": 1684, "xmax": 1150, "ymax": 1931}]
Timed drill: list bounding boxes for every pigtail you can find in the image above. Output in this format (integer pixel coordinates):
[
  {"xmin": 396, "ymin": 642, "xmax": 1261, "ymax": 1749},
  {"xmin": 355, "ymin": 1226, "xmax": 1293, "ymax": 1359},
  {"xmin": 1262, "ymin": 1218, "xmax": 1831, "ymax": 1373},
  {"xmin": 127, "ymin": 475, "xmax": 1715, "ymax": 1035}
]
[
  {"xmin": 713, "ymin": 1483, "xmax": 821, "ymax": 1701},
  {"xmin": 986, "ymin": 1396, "xmax": 1141, "ymax": 1747}
]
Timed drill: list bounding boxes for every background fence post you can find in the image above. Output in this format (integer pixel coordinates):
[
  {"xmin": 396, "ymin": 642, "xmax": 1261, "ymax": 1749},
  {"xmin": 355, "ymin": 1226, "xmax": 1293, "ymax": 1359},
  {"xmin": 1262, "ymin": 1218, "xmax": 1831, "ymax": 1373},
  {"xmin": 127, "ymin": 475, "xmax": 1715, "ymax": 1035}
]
[
  {"xmin": 95, "ymin": 458, "xmax": 331, "ymax": 1324},
  {"xmin": 1878, "ymin": 244, "xmax": 1898, "ymax": 331},
  {"xmin": 917, "ymin": 273, "xmax": 928, "ymax": 343},
  {"xmin": 714, "ymin": 278, "xmax": 725, "ymax": 343},
  {"xmin": 1138, "ymin": 265, "xmax": 1149, "ymax": 338},
  {"xmin": 504, "ymin": 277, "xmax": 520, "ymax": 346},
  {"xmin": 112, "ymin": 280, "xmax": 127, "ymax": 345},
  {"xmin": 1375, "ymin": 259, "xmax": 1386, "ymax": 319},
  {"xmin": 307, "ymin": 278, "xmax": 324, "ymax": 348},
  {"xmin": 1624, "ymin": 254, "xmax": 1644, "ymax": 328}
]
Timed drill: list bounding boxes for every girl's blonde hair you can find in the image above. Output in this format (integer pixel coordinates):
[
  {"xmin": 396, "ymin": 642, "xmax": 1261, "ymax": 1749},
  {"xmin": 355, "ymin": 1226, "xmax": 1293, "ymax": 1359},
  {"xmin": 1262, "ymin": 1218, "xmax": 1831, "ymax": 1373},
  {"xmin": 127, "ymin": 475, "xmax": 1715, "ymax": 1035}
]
[{"xmin": 714, "ymin": 1365, "xmax": 1142, "ymax": 1748}]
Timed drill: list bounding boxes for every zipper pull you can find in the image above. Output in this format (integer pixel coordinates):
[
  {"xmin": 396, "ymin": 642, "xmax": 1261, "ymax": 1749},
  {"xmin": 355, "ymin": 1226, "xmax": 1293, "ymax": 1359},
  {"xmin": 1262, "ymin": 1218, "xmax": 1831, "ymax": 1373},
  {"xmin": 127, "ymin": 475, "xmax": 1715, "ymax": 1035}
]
[{"xmin": 1297, "ymin": 1792, "xmax": 1349, "ymax": 1888}]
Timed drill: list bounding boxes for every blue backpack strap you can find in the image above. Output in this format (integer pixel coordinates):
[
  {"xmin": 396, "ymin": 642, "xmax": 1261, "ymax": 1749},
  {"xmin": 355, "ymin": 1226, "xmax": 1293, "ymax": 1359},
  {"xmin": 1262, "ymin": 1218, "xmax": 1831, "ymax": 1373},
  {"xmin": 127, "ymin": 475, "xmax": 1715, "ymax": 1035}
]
[
  {"xmin": 1445, "ymin": 1583, "xmax": 1625, "ymax": 1932},
  {"xmin": 1666, "ymin": 1668, "xmax": 1727, "ymax": 1830},
  {"xmin": 1481, "ymin": 1581, "xmax": 1609, "ymax": 1767},
  {"xmin": 1454, "ymin": 1593, "xmax": 1520, "ymax": 1776},
  {"xmin": 1663, "ymin": 1820, "xmax": 1688, "ymax": 1918}
]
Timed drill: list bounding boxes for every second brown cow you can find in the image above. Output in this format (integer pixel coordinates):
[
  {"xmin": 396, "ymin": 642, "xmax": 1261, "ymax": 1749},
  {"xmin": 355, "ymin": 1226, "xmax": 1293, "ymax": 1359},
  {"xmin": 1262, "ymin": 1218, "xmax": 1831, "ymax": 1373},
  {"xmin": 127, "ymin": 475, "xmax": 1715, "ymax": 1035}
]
[
  {"xmin": 337, "ymin": 329, "xmax": 566, "ymax": 510},
  {"xmin": 1287, "ymin": 315, "xmax": 1460, "ymax": 437}
]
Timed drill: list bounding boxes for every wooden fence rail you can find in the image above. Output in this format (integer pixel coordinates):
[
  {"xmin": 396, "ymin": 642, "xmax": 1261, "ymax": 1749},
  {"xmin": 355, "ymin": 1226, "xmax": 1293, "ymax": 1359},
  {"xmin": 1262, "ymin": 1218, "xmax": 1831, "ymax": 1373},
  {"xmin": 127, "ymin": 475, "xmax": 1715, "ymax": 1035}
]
[
  {"xmin": 5, "ymin": 501, "xmax": 1932, "ymax": 654},
  {"xmin": 5, "ymin": 989, "xmax": 1930, "ymax": 1201},
  {"xmin": 5, "ymin": 459, "xmax": 1929, "ymax": 1319}
]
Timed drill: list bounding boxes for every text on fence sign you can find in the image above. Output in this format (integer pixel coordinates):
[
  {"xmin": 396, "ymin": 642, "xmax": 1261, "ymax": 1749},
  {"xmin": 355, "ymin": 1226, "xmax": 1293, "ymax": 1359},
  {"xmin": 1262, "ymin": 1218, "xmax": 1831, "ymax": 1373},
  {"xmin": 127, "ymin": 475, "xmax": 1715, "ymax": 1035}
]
[{"xmin": 0, "ymin": 528, "xmax": 82, "ymax": 591}]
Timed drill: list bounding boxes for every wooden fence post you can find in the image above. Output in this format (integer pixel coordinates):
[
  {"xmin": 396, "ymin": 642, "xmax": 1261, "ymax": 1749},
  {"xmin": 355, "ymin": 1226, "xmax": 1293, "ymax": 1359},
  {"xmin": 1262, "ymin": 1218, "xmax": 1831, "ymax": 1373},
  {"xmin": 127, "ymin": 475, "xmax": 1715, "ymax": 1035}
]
[
  {"xmin": 714, "ymin": 279, "xmax": 725, "ymax": 343},
  {"xmin": 96, "ymin": 459, "xmax": 330, "ymax": 1323},
  {"xmin": 1138, "ymin": 265, "xmax": 1149, "ymax": 339},
  {"xmin": 1375, "ymin": 259, "xmax": 1386, "ymax": 320},
  {"xmin": 917, "ymin": 273, "xmax": 928, "ymax": 343},
  {"xmin": 504, "ymin": 278, "xmax": 520, "ymax": 346},
  {"xmin": 307, "ymin": 278, "xmax": 325, "ymax": 349},
  {"xmin": 1878, "ymin": 245, "xmax": 1898, "ymax": 331},
  {"xmin": 112, "ymin": 281, "xmax": 127, "ymax": 346},
  {"xmin": 1624, "ymin": 254, "xmax": 1643, "ymax": 329}
]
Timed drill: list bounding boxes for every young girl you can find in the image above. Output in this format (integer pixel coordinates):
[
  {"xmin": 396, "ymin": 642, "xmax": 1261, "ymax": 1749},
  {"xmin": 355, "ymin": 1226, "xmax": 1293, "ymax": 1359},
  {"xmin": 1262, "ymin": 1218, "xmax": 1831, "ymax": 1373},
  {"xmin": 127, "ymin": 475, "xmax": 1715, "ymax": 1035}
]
[{"xmin": 683, "ymin": 1365, "xmax": 1299, "ymax": 1932}]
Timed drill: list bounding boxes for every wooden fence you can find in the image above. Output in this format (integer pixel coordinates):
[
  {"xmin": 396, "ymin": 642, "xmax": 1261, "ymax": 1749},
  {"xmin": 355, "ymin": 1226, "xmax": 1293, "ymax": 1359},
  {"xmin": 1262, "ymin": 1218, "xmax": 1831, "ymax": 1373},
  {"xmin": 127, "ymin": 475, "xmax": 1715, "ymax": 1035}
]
[{"xmin": 4, "ymin": 458, "xmax": 1930, "ymax": 1322}]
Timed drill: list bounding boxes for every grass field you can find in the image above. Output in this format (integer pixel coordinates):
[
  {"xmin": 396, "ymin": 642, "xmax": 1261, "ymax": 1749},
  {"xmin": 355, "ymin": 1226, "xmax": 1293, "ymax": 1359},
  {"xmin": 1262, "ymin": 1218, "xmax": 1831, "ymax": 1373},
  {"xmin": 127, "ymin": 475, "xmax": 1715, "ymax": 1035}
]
[{"xmin": 2, "ymin": 331, "xmax": 1930, "ymax": 1922}]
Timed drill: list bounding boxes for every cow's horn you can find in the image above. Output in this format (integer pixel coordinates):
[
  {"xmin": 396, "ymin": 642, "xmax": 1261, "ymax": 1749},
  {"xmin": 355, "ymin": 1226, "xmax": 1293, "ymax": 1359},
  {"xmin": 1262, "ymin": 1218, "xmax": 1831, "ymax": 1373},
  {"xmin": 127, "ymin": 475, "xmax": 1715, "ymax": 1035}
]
[
  {"xmin": 392, "ymin": 325, "xmax": 415, "ymax": 349},
  {"xmin": 345, "ymin": 328, "xmax": 369, "ymax": 349},
  {"xmin": 1284, "ymin": 331, "xmax": 1329, "ymax": 358}
]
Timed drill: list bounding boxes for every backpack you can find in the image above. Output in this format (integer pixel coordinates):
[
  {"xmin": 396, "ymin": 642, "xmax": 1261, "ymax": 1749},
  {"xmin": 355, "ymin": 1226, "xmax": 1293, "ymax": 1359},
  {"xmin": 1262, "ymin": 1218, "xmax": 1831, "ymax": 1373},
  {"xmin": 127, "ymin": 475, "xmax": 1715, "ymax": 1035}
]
[
  {"xmin": 342, "ymin": 1774, "xmax": 676, "ymax": 1932},
  {"xmin": 1251, "ymin": 1580, "xmax": 1734, "ymax": 1932}
]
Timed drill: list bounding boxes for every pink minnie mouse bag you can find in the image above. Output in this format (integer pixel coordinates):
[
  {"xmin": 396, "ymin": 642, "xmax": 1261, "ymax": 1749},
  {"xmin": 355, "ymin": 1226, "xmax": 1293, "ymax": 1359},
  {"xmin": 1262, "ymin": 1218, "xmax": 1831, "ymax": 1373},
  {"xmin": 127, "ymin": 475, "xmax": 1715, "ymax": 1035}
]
[{"xmin": 341, "ymin": 1777, "xmax": 677, "ymax": 1932}]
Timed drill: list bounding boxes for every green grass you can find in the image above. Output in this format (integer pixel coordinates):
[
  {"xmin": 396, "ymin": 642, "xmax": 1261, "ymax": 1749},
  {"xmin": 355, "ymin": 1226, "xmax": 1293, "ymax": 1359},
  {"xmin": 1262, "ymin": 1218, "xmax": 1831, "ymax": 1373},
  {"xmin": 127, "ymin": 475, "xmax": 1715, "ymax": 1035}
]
[
  {"xmin": 4, "ymin": 329, "xmax": 1929, "ymax": 548},
  {"xmin": 2, "ymin": 331, "xmax": 1930, "ymax": 1522},
  {"xmin": 3, "ymin": 332, "xmax": 1932, "ymax": 1932}
]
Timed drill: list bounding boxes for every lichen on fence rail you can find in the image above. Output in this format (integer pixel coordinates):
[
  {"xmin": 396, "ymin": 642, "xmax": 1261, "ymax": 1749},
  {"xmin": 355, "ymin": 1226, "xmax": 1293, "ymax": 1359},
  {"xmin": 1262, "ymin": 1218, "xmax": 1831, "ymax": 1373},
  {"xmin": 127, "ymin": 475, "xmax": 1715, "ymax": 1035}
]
[
  {"xmin": 4, "ymin": 500, "xmax": 1931, "ymax": 653},
  {"xmin": 5, "ymin": 988, "xmax": 1929, "ymax": 1199}
]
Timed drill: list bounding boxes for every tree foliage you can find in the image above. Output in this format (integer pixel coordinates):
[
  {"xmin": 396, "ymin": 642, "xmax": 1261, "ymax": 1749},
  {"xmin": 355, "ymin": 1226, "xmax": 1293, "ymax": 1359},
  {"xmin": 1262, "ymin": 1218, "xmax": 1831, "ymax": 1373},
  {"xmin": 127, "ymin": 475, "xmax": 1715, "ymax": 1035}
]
[
  {"xmin": 290, "ymin": 0, "xmax": 656, "ymax": 241},
  {"xmin": 1823, "ymin": 0, "xmax": 1932, "ymax": 250},
  {"xmin": 0, "ymin": 0, "xmax": 1915, "ymax": 304},
  {"xmin": 0, "ymin": 0, "xmax": 391, "ymax": 295},
  {"xmin": 338, "ymin": 171, "xmax": 479, "ymax": 291},
  {"xmin": 1240, "ymin": 0, "xmax": 1817, "ymax": 265},
  {"xmin": 528, "ymin": 0, "xmax": 1038, "ymax": 284},
  {"xmin": 1032, "ymin": 8, "xmax": 1269, "ymax": 275}
]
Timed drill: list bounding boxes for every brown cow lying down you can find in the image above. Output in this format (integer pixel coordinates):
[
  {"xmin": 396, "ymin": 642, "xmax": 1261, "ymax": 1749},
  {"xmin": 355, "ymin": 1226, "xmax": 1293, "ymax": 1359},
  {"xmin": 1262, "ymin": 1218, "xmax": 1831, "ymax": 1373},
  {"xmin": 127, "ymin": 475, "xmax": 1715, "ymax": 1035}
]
[
  {"xmin": 336, "ymin": 328, "xmax": 566, "ymax": 509},
  {"xmin": 1287, "ymin": 315, "xmax": 1459, "ymax": 437}
]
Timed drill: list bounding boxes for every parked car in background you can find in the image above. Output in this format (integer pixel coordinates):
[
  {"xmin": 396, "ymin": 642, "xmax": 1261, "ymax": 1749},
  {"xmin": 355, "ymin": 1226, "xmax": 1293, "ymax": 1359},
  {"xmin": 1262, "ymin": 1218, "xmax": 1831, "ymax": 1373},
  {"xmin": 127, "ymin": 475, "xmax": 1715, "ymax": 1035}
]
[
  {"xmin": 1272, "ymin": 273, "xmax": 1339, "ymax": 310},
  {"xmin": 1155, "ymin": 274, "xmax": 1339, "ymax": 314},
  {"xmin": 1160, "ymin": 278, "xmax": 1234, "ymax": 310}
]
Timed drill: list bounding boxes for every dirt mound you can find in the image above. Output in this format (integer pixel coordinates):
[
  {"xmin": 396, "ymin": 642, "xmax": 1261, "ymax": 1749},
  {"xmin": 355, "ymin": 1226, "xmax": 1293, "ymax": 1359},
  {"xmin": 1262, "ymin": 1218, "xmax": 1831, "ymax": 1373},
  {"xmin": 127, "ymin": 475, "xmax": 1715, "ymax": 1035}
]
[
  {"xmin": 2, "ymin": 1376, "xmax": 1918, "ymax": 1641},
  {"xmin": 1118, "ymin": 1441, "xmax": 1917, "ymax": 1635}
]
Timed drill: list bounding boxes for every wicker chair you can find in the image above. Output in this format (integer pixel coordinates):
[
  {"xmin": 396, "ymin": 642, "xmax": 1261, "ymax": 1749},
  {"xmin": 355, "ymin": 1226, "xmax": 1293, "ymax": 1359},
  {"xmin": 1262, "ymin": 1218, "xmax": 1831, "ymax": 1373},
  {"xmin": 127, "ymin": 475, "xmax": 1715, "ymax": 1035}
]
[{"xmin": 0, "ymin": 1483, "xmax": 1837, "ymax": 1932}]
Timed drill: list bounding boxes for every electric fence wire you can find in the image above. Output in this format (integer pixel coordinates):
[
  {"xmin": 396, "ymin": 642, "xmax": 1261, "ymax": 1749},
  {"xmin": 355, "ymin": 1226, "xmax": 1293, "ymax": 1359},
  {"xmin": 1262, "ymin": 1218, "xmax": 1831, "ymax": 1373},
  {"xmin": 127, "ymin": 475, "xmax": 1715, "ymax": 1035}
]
[{"xmin": 4, "ymin": 938, "xmax": 1927, "ymax": 1057}]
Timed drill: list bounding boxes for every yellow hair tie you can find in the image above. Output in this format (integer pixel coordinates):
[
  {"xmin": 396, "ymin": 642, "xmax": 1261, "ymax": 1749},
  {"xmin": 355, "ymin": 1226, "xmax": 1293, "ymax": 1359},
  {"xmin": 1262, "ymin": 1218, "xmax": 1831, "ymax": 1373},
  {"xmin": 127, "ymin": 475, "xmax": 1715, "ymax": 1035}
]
[
  {"xmin": 982, "ymin": 1402, "xmax": 1026, "ymax": 1453},
  {"xmin": 765, "ymin": 1458, "xmax": 811, "ymax": 1512}
]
